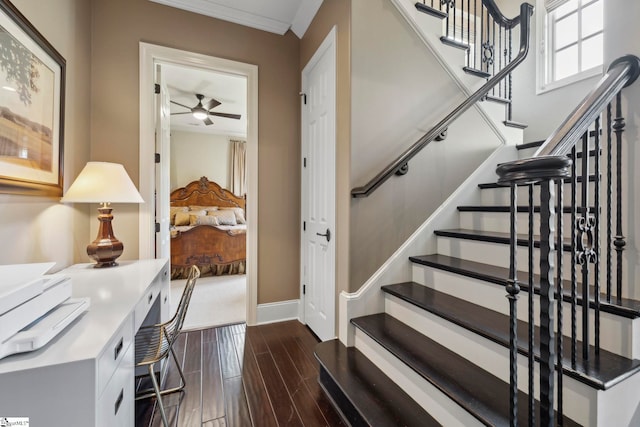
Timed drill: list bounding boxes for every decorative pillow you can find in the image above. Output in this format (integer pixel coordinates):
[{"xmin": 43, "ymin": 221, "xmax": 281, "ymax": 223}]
[
  {"xmin": 218, "ymin": 207, "xmax": 246, "ymax": 224},
  {"xmin": 169, "ymin": 206, "xmax": 189, "ymax": 225},
  {"xmin": 193, "ymin": 215, "xmax": 219, "ymax": 226},
  {"xmin": 188, "ymin": 210, "xmax": 208, "ymax": 225},
  {"xmin": 208, "ymin": 209, "xmax": 237, "ymax": 226},
  {"xmin": 189, "ymin": 205, "xmax": 218, "ymax": 213},
  {"xmin": 174, "ymin": 211, "xmax": 191, "ymax": 226}
]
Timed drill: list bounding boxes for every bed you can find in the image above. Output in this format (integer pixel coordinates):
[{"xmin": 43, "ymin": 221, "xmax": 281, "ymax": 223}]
[{"xmin": 169, "ymin": 177, "xmax": 246, "ymax": 279}]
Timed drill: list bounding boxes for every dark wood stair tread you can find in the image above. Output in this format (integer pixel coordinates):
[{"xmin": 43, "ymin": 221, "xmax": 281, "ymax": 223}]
[
  {"xmin": 503, "ymin": 120, "xmax": 528, "ymax": 129},
  {"xmin": 457, "ymin": 205, "xmax": 588, "ymax": 213},
  {"xmin": 415, "ymin": 2, "xmax": 448, "ymax": 19},
  {"xmin": 382, "ymin": 281, "xmax": 640, "ymax": 389},
  {"xmin": 478, "ymin": 174, "xmax": 596, "ymax": 189},
  {"xmin": 463, "ymin": 66, "xmax": 491, "ymax": 78},
  {"xmin": 315, "ymin": 339, "xmax": 441, "ymax": 427},
  {"xmin": 409, "ymin": 254, "xmax": 640, "ymax": 319},
  {"xmin": 434, "ymin": 228, "xmax": 573, "ymax": 251},
  {"xmin": 351, "ymin": 313, "xmax": 579, "ymax": 426},
  {"xmin": 484, "ymin": 95, "xmax": 511, "ymax": 105}
]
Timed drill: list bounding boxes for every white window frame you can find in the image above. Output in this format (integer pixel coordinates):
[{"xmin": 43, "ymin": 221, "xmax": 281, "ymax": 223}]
[{"xmin": 536, "ymin": 0, "xmax": 604, "ymax": 94}]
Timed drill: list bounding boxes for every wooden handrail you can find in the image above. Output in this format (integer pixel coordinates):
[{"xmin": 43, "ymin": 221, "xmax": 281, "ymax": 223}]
[{"xmin": 351, "ymin": 2, "xmax": 534, "ymax": 198}]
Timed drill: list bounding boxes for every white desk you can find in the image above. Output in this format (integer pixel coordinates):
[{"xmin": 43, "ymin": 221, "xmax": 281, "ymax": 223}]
[{"xmin": 0, "ymin": 259, "xmax": 170, "ymax": 427}]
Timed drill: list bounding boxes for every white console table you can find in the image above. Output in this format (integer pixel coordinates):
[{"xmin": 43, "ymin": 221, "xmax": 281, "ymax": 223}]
[{"xmin": 0, "ymin": 259, "xmax": 170, "ymax": 427}]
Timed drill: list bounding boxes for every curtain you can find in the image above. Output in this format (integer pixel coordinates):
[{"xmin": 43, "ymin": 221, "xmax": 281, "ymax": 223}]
[
  {"xmin": 230, "ymin": 139, "xmax": 246, "ymax": 197},
  {"xmin": 544, "ymin": 0, "xmax": 570, "ymax": 13}
]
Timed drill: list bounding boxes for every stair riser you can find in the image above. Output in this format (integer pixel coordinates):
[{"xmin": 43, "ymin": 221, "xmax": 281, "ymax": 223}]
[
  {"xmin": 459, "ymin": 211, "xmax": 576, "ymax": 234},
  {"xmin": 411, "ymin": 264, "xmax": 640, "ymax": 358},
  {"xmin": 353, "ymin": 328, "xmax": 485, "ymax": 427},
  {"xmin": 436, "ymin": 234, "xmax": 591, "ymax": 283},
  {"xmin": 384, "ymin": 295, "xmax": 599, "ymax": 426},
  {"xmin": 479, "ymin": 181, "xmax": 597, "ymax": 205}
]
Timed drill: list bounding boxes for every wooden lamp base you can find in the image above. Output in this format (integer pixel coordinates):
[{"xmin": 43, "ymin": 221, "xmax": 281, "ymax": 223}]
[{"xmin": 87, "ymin": 206, "xmax": 124, "ymax": 268}]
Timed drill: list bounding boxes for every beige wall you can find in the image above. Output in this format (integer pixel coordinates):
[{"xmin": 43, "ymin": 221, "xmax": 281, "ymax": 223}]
[
  {"xmin": 90, "ymin": 0, "xmax": 301, "ymax": 304},
  {"xmin": 300, "ymin": 0, "xmax": 352, "ymax": 313},
  {"xmin": 348, "ymin": 0, "xmax": 501, "ymax": 289},
  {"xmin": 170, "ymin": 131, "xmax": 230, "ymax": 191},
  {"xmin": 0, "ymin": 0, "xmax": 91, "ymax": 270}
]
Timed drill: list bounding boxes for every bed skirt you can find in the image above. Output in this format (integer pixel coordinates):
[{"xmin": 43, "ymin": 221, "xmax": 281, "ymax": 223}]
[{"xmin": 171, "ymin": 260, "xmax": 246, "ymax": 280}]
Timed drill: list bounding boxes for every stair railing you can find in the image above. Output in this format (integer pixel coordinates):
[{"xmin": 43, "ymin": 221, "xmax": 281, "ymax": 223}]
[
  {"xmin": 417, "ymin": 0, "xmax": 522, "ymax": 118},
  {"xmin": 352, "ymin": 2, "xmax": 533, "ymax": 198},
  {"xmin": 496, "ymin": 55, "xmax": 640, "ymax": 426}
]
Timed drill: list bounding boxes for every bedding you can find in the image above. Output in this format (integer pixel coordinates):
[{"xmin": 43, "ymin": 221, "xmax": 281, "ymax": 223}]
[{"xmin": 170, "ymin": 177, "xmax": 246, "ymax": 279}]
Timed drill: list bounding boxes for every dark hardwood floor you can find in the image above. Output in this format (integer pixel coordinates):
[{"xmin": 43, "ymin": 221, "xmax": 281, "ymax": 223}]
[{"xmin": 135, "ymin": 320, "xmax": 346, "ymax": 427}]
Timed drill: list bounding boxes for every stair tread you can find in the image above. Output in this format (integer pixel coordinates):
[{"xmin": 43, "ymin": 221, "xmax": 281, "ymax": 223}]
[
  {"xmin": 382, "ymin": 281, "xmax": 640, "ymax": 389},
  {"xmin": 440, "ymin": 36, "xmax": 470, "ymax": 50},
  {"xmin": 504, "ymin": 120, "xmax": 528, "ymax": 129},
  {"xmin": 434, "ymin": 227, "xmax": 573, "ymax": 251},
  {"xmin": 517, "ymin": 140, "xmax": 545, "ymax": 150},
  {"xmin": 415, "ymin": 2, "xmax": 448, "ymax": 19},
  {"xmin": 409, "ymin": 254, "xmax": 640, "ymax": 319},
  {"xmin": 484, "ymin": 95, "xmax": 511, "ymax": 105},
  {"xmin": 463, "ymin": 66, "xmax": 491, "ymax": 78},
  {"xmin": 457, "ymin": 205, "xmax": 588, "ymax": 213},
  {"xmin": 351, "ymin": 313, "xmax": 580, "ymax": 426},
  {"xmin": 315, "ymin": 339, "xmax": 441, "ymax": 427},
  {"xmin": 478, "ymin": 174, "xmax": 596, "ymax": 188}
]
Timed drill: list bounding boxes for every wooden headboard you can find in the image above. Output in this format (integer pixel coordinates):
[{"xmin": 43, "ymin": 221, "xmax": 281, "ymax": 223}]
[{"xmin": 169, "ymin": 177, "xmax": 245, "ymax": 210}]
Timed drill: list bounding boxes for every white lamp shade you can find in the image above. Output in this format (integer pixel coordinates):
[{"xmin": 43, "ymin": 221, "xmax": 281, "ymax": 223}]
[{"xmin": 60, "ymin": 162, "xmax": 144, "ymax": 204}]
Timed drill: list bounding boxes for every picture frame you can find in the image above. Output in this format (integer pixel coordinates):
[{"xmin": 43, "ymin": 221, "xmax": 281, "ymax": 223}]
[{"xmin": 0, "ymin": 0, "xmax": 65, "ymax": 197}]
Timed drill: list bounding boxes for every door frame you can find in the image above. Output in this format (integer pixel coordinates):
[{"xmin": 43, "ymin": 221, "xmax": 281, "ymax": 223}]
[
  {"xmin": 300, "ymin": 26, "xmax": 337, "ymax": 338},
  {"xmin": 139, "ymin": 42, "xmax": 259, "ymax": 324}
]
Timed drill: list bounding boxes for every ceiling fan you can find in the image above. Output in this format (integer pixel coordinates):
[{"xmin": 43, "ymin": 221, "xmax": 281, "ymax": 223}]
[{"xmin": 170, "ymin": 93, "xmax": 241, "ymax": 126}]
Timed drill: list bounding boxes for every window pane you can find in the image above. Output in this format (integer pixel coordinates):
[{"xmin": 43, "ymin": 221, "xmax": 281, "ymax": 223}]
[
  {"xmin": 555, "ymin": 45, "xmax": 579, "ymax": 80},
  {"xmin": 582, "ymin": 1, "xmax": 603, "ymax": 37},
  {"xmin": 555, "ymin": 12, "xmax": 578, "ymax": 50},
  {"xmin": 582, "ymin": 33, "xmax": 603, "ymax": 70},
  {"xmin": 554, "ymin": 0, "xmax": 579, "ymax": 18}
]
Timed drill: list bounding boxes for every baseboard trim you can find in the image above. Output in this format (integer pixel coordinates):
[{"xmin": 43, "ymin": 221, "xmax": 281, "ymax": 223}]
[{"xmin": 256, "ymin": 299, "xmax": 300, "ymax": 325}]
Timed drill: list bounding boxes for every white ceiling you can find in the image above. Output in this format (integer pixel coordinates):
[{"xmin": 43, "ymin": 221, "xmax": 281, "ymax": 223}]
[
  {"xmin": 149, "ymin": 0, "xmax": 323, "ymax": 38},
  {"xmin": 163, "ymin": 63, "xmax": 247, "ymax": 138}
]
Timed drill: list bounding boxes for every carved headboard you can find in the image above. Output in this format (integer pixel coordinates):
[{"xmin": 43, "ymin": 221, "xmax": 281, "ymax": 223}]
[{"xmin": 169, "ymin": 177, "xmax": 245, "ymax": 210}]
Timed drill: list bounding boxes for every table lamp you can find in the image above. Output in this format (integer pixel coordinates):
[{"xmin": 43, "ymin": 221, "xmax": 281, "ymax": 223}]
[{"xmin": 61, "ymin": 162, "xmax": 144, "ymax": 267}]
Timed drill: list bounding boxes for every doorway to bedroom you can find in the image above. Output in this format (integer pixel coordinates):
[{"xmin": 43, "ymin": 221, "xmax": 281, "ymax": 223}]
[{"xmin": 139, "ymin": 43, "xmax": 258, "ymax": 329}]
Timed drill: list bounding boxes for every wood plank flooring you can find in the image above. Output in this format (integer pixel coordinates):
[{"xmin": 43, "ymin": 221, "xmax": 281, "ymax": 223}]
[{"xmin": 135, "ymin": 321, "xmax": 346, "ymax": 427}]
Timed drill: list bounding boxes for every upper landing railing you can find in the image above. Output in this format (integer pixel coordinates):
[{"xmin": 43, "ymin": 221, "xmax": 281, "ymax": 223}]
[{"xmin": 351, "ymin": 1, "xmax": 534, "ymax": 198}]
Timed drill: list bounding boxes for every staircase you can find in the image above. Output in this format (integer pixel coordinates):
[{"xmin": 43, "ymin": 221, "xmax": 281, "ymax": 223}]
[{"xmin": 315, "ymin": 1, "xmax": 640, "ymax": 426}]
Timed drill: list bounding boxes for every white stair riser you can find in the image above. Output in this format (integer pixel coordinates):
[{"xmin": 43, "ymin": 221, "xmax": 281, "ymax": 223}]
[
  {"xmin": 479, "ymin": 181, "xmax": 597, "ymax": 205},
  {"xmin": 411, "ymin": 264, "xmax": 640, "ymax": 358},
  {"xmin": 354, "ymin": 328, "xmax": 484, "ymax": 427},
  {"xmin": 459, "ymin": 211, "xmax": 576, "ymax": 234},
  {"xmin": 384, "ymin": 295, "xmax": 601, "ymax": 426}
]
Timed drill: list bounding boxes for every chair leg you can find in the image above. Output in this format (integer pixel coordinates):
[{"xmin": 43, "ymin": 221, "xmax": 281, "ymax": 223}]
[
  {"xmin": 169, "ymin": 344, "xmax": 187, "ymax": 393},
  {"xmin": 148, "ymin": 363, "xmax": 170, "ymax": 427}
]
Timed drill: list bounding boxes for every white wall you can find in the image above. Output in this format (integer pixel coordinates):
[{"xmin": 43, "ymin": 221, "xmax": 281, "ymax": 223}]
[
  {"xmin": 0, "ymin": 0, "xmax": 92, "ymax": 270},
  {"xmin": 170, "ymin": 131, "xmax": 231, "ymax": 191},
  {"xmin": 349, "ymin": 0, "xmax": 501, "ymax": 288}
]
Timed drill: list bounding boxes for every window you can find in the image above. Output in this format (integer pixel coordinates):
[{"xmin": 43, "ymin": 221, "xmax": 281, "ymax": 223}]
[{"xmin": 538, "ymin": 0, "xmax": 603, "ymax": 91}]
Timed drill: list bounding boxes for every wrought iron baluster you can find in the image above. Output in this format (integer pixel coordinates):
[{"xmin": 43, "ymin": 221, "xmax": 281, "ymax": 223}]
[
  {"xmin": 556, "ymin": 178, "xmax": 564, "ymax": 426},
  {"xmin": 507, "ymin": 183, "xmax": 520, "ymax": 427},
  {"xmin": 507, "ymin": 28, "xmax": 513, "ymax": 120},
  {"xmin": 594, "ymin": 117, "xmax": 602, "ymax": 355},
  {"xmin": 539, "ymin": 180, "xmax": 557, "ymax": 427},
  {"xmin": 606, "ymin": 102, "xmax": 613, "ymax": 301},
  {"xmin": 453, "ymin": 0, "xmax": 457, "ymax": 40},
  {"xmin": 480, "ymin": 2, "xmax": 483, "ymax": 73},
  {"xmin": 467, "ymin": 0, "xmax": 471, "ymax": 66},
  {"xmin": 528, "ymin": 184, "xmax": 535, "ymax": 427},
  {"xmin": 570, "ymin": 147, "xmax": 578, "ymax": 366},
  {"xmin": 613, "ymin": 92, "xmax": 626, "ymax": 302},
  {"xmin": 579, "ymin": 131, "xmax": 591, "ymax": 361}
]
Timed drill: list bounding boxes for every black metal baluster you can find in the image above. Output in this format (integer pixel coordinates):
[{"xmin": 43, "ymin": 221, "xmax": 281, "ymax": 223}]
[
  {"xmin": 507, "ymin": 28, "xmax": 513, "ymax": 120},
  {"xmin": 445, "ymin": 0, "xmax": 451, "ymax": 38},
  {"xmin": 492, "ymin": 20, "xmax": 496, "ymax": 79},
  {"xmin": 594, "ymin": 117, "xmax": 602, "ymax": 354},
  {"xmin": 453, "ymin": 0, "xmax": 457, "ymax": 40},
  {"xmin": 507, "ymin": 183, "xmax": 520, "ymax": 427},
  {"xmin": 473, "ymin": 0, "xmax": 478, "ymax": 71},
  {"xmin": 499, "ymin": 25, "xmax": 503, "ymax": 97},
  {"xmin": 539, "ymin": 180, "xmax": 557, "ymax": 427},
  {"xmin": 570, "ymin": 147, "xmax": 578, "ymax": 366},
  {"xmin": 606, "ymin": 102, "xmax": 613, "ymax": 301},
  {"xmin": 556, "ymin": 178, "xmax": 564, "ymax": 426},
  {"xmin": 528, "ymin": 184, "xmax": 535, "ymax": 427},
  {"xmin": 580, "ymin": 131, "xmax": 590, "ymax": 362},
  {"xmin": 613, "ymin": 92, "xmax": 626, "ymax": 302},
  {"xmin": 480, "ymin": 2, "xmax": 483, "ymax": 73},
  {"xmin": 467, "ymin": 0, "xmax": 471, "ymax": 66}
]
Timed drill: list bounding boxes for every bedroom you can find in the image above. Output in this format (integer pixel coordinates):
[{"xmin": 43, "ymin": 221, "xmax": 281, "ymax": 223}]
[{"xmin": 164, "ymin": 62, "xmax": 248, "ymax": 328}]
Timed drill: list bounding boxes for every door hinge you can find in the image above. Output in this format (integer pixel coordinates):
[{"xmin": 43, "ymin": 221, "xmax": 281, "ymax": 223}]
[
  {"xmin": 303, "ymin": 221, "xmax": 306, "ymax": 231},
  {"xmin": 155, "ymin": 153, "xmax": 161, "ymax": 163},
  {"xmin": 299, "ymin": 92, "xmax": 307, "ymax": 105},
  {"xmin": 303, "ymin": 157, "xmax": 307, "ymax": 168},
  {"xmin": 155, "ymin": 222, "xmax": 160, "ymax": 232},
  {"xmin": 303, "ymin": 284, "xmax": 306, "ymax": 295},
  {"xmin": 154, "ymin": 83, "xmax": 160, "ymax": 94}
]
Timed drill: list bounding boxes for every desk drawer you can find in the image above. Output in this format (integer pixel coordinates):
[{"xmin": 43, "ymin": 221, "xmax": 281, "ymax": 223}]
[
  {"xmin": 97, "ymin": 314, "xmax": 133, "ymax": 397},
  {"xmin": 133, "ymin": 267, "xmax": 167, "ymax": 331},
  {"xmin": 98, "ymin": 343, "xmax": 133, "ymax": 427}
]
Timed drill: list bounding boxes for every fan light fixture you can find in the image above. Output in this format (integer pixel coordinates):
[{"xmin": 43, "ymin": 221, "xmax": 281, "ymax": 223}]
[{"xmin": 192, "ymin": 109, "xmax": 208, "ymax": 120}]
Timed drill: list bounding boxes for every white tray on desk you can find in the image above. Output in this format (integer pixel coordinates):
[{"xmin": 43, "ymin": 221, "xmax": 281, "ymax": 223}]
[{"xmin": 0, "ymin": 297, "xmax": 90, "ymax": 360}]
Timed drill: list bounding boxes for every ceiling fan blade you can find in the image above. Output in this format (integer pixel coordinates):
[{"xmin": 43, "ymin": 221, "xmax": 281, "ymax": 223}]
[
  {"xmin": 170, "ymin": 100, "xmax": 194, "ymax": 110},
  {"xmin": 208, "ymin": 112, "xmax": 242, "ymax": 120},
  {"xmin": 170, "ymin": 112, "xmax": 192, "ymax": 116},
  {"xmin": 203, "ymin": 117, "xmax": 214, "ymax": 126},
  {"xmin": 204, "ymin": 98, "xmax": 222, "ymax": 111}
]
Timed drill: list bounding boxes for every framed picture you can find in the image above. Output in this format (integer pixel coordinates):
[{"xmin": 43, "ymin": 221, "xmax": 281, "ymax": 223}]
[{"xmin": 0, "ymin": 0, "xmax": 65, "ymax": 197}]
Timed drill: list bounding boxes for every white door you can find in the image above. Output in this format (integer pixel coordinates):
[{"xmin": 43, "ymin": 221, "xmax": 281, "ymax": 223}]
[
  {"xmin": 154, "ymin": 64, "xmax": 170, "ymax": 259},
  {"xmin": 301, "ymin": 27, "xmax": 336, "ymax": 342}
]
